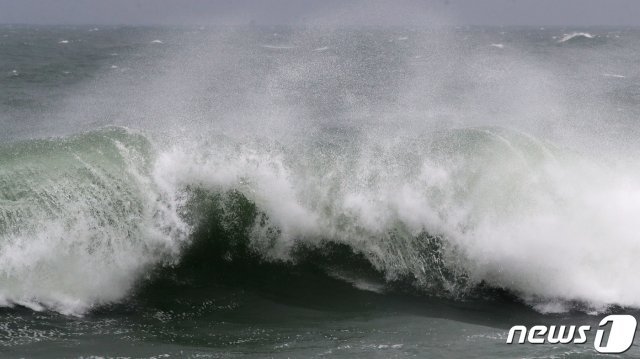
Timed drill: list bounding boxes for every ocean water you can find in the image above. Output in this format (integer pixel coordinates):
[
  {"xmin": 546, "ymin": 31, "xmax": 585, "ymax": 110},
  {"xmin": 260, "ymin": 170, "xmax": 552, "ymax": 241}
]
[{"xmin": 2, "ymin": 25, "xmax": 640, "ymax": 358}]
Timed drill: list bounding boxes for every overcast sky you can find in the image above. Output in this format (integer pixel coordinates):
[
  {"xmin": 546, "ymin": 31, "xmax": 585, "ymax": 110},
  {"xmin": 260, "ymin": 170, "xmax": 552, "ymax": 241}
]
[{"xmin": 0, "ymin": 0, "xmax": 639, "ymax": 26}]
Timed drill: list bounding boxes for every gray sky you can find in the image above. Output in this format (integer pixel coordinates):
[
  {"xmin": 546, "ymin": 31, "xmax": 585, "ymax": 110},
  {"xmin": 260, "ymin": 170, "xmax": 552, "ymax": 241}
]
[{"xmin": 0, "ymin": 0, "xmax": 639, "ymax": 26}]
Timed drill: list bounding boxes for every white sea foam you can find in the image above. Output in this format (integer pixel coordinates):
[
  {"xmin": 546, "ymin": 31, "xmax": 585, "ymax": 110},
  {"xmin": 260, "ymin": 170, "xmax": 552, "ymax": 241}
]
[{"xmin": 148, "ymin": 125, "xmax": 640, "ymax": 311}]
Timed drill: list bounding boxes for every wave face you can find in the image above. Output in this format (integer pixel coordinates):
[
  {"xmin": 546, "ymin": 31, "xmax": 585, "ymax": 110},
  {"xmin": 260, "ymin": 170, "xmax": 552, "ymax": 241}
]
[{"xmin": 0, "ymin": 128, "xmax": 185, "ymax": 315}]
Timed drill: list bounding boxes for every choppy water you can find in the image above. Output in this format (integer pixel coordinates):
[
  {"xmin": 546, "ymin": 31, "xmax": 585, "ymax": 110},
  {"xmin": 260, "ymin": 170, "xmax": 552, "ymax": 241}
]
[{"xmin": 2, "ymin": 25, "xmax": 640, "ymax": 357}]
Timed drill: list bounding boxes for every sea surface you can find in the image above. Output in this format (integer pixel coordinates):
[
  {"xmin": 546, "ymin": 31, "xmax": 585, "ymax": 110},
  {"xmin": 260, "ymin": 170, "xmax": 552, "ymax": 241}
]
[{"xmin": 2, "ymin": 25, "xmax": 640, "ymax": 358}]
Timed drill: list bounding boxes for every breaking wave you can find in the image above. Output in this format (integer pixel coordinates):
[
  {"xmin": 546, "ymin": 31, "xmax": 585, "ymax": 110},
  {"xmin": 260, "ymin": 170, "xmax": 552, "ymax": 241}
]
[
  {"xmin": 2, "ymin": 126, "xmax": 640, "ymax": 315},
  {"xmin": 557, "ymin": 32, "xmax": 596, "ymax": 44}
]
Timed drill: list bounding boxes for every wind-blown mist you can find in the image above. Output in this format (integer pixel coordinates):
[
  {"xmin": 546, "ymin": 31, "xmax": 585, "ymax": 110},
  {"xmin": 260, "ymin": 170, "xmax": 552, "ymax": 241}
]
[{"xmin": 2, "ymin": 25, "xmax": 640, "ymax": 316}]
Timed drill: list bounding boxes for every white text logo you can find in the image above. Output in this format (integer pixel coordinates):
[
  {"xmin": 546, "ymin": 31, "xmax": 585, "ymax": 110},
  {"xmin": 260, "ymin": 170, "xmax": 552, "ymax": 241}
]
[{"xmin": 506, "ymin": 315, "xmax": 637, "ymax": 354}]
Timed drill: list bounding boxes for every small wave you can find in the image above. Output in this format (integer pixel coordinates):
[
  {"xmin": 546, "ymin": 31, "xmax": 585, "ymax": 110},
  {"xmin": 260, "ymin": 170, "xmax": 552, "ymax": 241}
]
[
  {"xmin": 490, "ymin": 43, "xmax": 504, "ymax": 49},
  {"xmin": 558, "ymin": 32, "xmax": 595, "ymax": 43},
  {"xmin": 260, "ymin": 44, "xmax": 296, "ymax": 50},
  {"xmin": 602, "ymin": 73, "xmax": 625, "ymax": 78}
]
